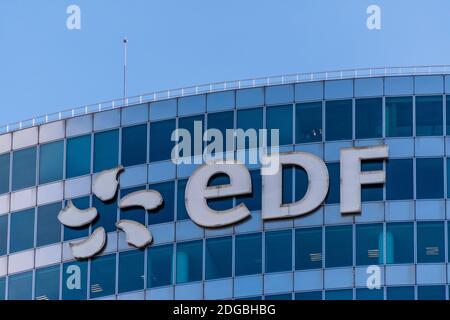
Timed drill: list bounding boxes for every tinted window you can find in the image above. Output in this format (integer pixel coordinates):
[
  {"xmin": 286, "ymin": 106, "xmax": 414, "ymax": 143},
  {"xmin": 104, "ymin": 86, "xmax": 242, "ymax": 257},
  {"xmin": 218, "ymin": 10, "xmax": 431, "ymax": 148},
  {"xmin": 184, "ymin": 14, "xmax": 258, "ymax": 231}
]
[
  {"xmin": 0, "ymin": 154, "xmax": 10, "ymax": 194},
  {"xmin": 37, "ymin": 202, "xmax": 62, "ymax": 247},
  {"xmin": 10, "ymin": 209, "xmax": 34, "ymax": 253},
  {"xmin": 265, "ymin": 230, "xmax": 292, "ymax": 273},
  {"xmin": 118, "ymin": 250, "xmax": 145, "ymax": 293},
  {"xmin": 12, "ymin": 147, "xmax": 36, "ymax": 191},
  {"xmin": 62, "ymin": 261, "xmax": 88, "ymax": 300},
  {"xmin": 0, "ymin": 215, "xmax": 7, "ymax": 256},
  {"xmin": 386, "ymin": 223, "xmax": 414, "ymax": 264},
  {"xmin": 94, "ymin": 129, "xmax": 119, "ymax": 173},
  {"xmin": 416, "ymin": 96, "xmax": 443, "ymax": 136},
  {"xmin": 176, "ymin": 179, "xmax": 189, "ymax": 221},
  {"xmin": 63, "ymin": 197, "xmax": 90, "ymax": 241},
  {"xmin": 149, "ymin": 119, "xmax": 176, "ymax": 162},
  {"xmin": 207, "ymin": 111, "xmax": 234, "ymax": 155},
  {"xmin": 385, "ymin": 97, "xmax": 413, "ymax": 137},
  {"xmin": 416, "ymin": 158, "xmax": 444, "ymax": 199},
  {"xmin": 325, "ymin": 225, "xmax": 352, "ymax": 268},
  {"xmin": 176, "ymin": 240, "xmax": 203, "ymax": 284},
  {"xmin": 295, "ymin": 291, "xmax": 322, "ymax": 300},
  {"xmin": 356, "ymin": 224, "xmax": 383, "ymax": 266},
  {"xmin": 418, "ymin": 286, "xmax": 446, "ymax": 300},
  {"xmin": 386, "ymin": 286, "xmax": 415, "ymax": 300},
  {"xmin": 39, "ymin": 140, "xmax": 64, "ymax": 184},
  {"xmin": 325, "ymin": 163, "xmax": 340, "ymax": 204},
  {"xmin": 35, "ymin": 265, "xmax": 60, "ymax": 300},
  {"xmin": 325, "ymin": 289, "xmax": 353, "ymax": 300},
  {"xmin": 386, "ymin": 159, "xmax": 413, "ymax": 200},
  {"xmin": 120, "ymin": 186, "xmax": 146, "ymax": 224},
  {"xmin": 356, "ymin": 288, "xmax": 383, "ymax": 300},
  {"xmin": 147, "ymin": 245, "xmax": 173, "ymax": 288},
  {"xmin": 325, "ymin": 100, "xmax": 352, "ymax": 141},
  {"xmin": 235, "ymin": 233, "xmax": 262, "ymax": 276},
  {"xmin": 361, "ymin": 161, "xmax": 383, "ymax": 201},
  {"xmin": 205, "ymin": 237, "xmax": 232, "ymax": 280},
  {"xmin": 90, "ymin": 254, "xmax": 116, "ymax": 298},
  {"xmin": 295, "ymin": 102, "xmax": 322, "ymax": 143},
  {"xmin": 295, "ymin": 227, "xmax": 322, "ymax": 270},
  {"xmin": 417, "ymin": 222, "xmax": 445, "ymax": 263},
  {"xmin": 267, "ymin": 105, "xmax": 293, "ymax": 146},
  {"xmin": 8, "ymin": 271, "xmax": 32, "ymax": 300},
  {"xmin": 236, "ymin": 108, "xmax": 263, "ymax": 150},
  {"xmin": 122, "ymin": 124, "xmax": 148, "ymax": 167},
  {"xmin": 148, "ymin": 181, "xmax": 174, "ymax": 225},
  {"xmin": 355, "ymin": 98, "xmax": 382, "ymax": 139},
  {"xmin": 178, "ymin": 115, "xmax": 204, "ymax": 157},
  {"xmin": 66, "ymin": 135, "xmax": 91, "ymax": 178},
  {"xmin": 92, "ymin": 195, "xmax": 117, "ymax": 233},
  {"xmin": 236, "ymin": 170, "xmax": 261, "ymax": 211}
]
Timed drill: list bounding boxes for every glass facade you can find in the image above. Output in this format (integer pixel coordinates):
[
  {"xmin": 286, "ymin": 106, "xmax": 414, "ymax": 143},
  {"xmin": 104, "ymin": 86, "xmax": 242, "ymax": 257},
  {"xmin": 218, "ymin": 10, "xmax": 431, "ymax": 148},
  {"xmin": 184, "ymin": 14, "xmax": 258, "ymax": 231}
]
[{"xmin": 0, "ymin": 74, "xmax": 450, "ymax": 300}]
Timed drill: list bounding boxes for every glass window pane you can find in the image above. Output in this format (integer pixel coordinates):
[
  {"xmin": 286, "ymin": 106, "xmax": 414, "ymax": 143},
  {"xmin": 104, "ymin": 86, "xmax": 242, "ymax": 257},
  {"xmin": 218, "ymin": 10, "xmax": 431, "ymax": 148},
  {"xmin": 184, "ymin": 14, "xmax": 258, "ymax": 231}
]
[
  {"xmin": 295, "ymin": 102, "xmax": 322, "ymax": 143},
  {"xmin": 207, "ymin": 91, "xmax": 234, "ymax": 111},
  {"xmin": 90, "ymin": 254, "xmax": 116, "ymax": 298},
  {"xmin": 236, "ymin": 170, "xmax": 261, "ymax": 211},
  {"xmin": 265, "ymin": 230, "xmax": 292, "ymax": 273},
  {"xmin": 118, "ymin": 250, "xmax": 144, "ymax": 294},
  {"xmin": 63, "ymin": 197, "xmax": 90, "ymax": 241},
  {"xmin": 386, "ymin": 223, "xmax": 414, "ymax": 264},
  {"xmin": 235, "ymin": 233, "xmax": 262, "ymax": 276},
  {"xmin": 282, "ymin": 166, "xmax": 293, "ymax": 204},
  {"xmin": 149, "ymin": 119, "xmax": 176, "ymax": 162},
  {"xmin": 205, "ymin": 237, "xmax": 232, "ymax": 280},
  {"xmin": 0, "ymin": 278, "xmax": 5, "ymax": 300},
  {"xmin": 416, "ymin": 96, "xmax": 443, "ymax": 136},
  {"xmin": 416, "ymin": 158, "xmax": 444, "ymax": 199},
  {"xmin": 148, "ymin": 181, "xmax": 174, "ymax": 225},
  {"xmin": 37, "ymin": 202, "xmax": 62, "ymax": 247},
  {"xmin": 446, "ymin": 95, "xmax": 450, "ymax": 134},
  {"xmin": 325, "ymin": 100, "xmax": 352, "ymax": 141},
  {"xmin": 385, "ymin": 97, "xmax": 413, "ymax": 137},
  {"xmin": 10, "ymin": 208, "xmax": 34, "ymax": 253},
  {"xmin": 66, "ymin": 135, "xmax": 91, "ymax": 179},
  {"xmin": 0, "ymin": 215, "xmax": 7, "ymax": 256},
  {"xmin": 176, "ymin": 179, "xmax": 189, "ymax": 221},
  {"xmin": 356, "ymin": 288, "xmax": 383, "ymax": 300},
  {"xmin": 295, "ymin": 291, "xmax": 322, "ymax": 300},
  {"xmin": 92, "ymin": 195, "xmax": 117, "ymax": 233},
  {"xmin": 206, "ymin": 173, "xmax": 233, "ymax": 211},
  {"xmin": 356, "ymin": 224, "xmax": 383, "ymax": 266},
  {"xmin": 62, "ymin": 261, "xmax": 88, "ymax": 300},
  {"xmin": 12, "ymin": 147, "xmax": 36, "ymax": 191},
  {"xmin": 120, "ymin": 186, "xmax": 146, "ymax": 224},
  {"xmin": 355, "ymin": 98, "xmax": 382, "ymax": 139},
  {"xmin": 178, "ymin": 115, "xmax": 204, "ymax": 157},
  {"xmin": 35, "ymin": 265, "xmax": 60, "ymax": 300},
  {"xmin": 386, "ymin": 286, "xmax": 415, "ymax": 300},
  {"xmin": 295, "ymin": 227, "xmax": 322, "ymax": 270},
  {"xmin": 207, "ymin": 111, "xmax": 234, "ymax": 155},
  {"xmin": 8, "ymin": 271, "xmax": 32, "ymax": 300},
  {"xmin": 176, "ymin": 240, "xmax": 203, "ymax": 284},
  {"xmin": 266, "ymin": 105, "xmax": 293, "ymax": 146},
  {"xmin": 0, "ymin": 154, "xmax": 10, "ymax": 194},
  {"xmin": 361, "ymin": 161, "xmax": 383, "ymax": 201},
  {"xmin": 265, "ymin": 293, "xmax": 292, "ymax": 300},
  {"xmin": 236, "ymin": 88, "xmax": 264, "ymax": 108},
  {"xmin": 386, "ymin": 159, "xmax": 413, "ymax": 200},
  {"xmin": 417, "ymin": 222, "xmax": 445, "ymax": 263},
  {"xmin": 294, "ymin": 167, "xmax": 308, "ymax": 202},
  {"xmin": 147, "ymin": 245, "xmax": 173, "ymax": 288},
  {"xmin": 39, "ymin": 140, "xmax": 64, "ymax": 184},
  {"xmin": 94, "ymin": 129, "xmax": 119, "ymax": 173},
  {"xmin": 325, "ymin": 289, "xmax": 353, "ymax": 300},
  {"xmin": 266, "ymin": 85, "xmax": 294, "ymax": 105},
  {"xmin": 418, "ymin": 285, "xmax": 446, "ymax": 300},
  {"xmin": 325, "ymin": 163, "xmax": 340, "ymax": 204},
  {"xmin": 325, "ymin": 225, "xmax": 352, "ymax": 268},
  {"xmin": 121, "ymin": 124, "xmax": 148, "ymax": 167},
  {"xmin": 236, "ymin": 108, "xmax": 263, "ymax": 150}
]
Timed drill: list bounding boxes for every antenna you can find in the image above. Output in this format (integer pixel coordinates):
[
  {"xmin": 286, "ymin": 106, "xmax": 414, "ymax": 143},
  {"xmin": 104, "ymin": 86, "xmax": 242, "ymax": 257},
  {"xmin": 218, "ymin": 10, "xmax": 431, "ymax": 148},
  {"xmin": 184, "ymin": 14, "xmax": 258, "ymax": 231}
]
[{"xmin": 123, "ymin": 37, "xmax": 128, "ymax": 104}]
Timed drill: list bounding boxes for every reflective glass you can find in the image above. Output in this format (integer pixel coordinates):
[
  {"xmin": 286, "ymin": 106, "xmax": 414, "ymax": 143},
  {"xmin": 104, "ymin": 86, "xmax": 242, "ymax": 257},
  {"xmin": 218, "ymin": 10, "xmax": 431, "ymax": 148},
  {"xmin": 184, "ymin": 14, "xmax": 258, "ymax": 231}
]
[
  {"xmin": 235, "ymin": 233, "xmax": 262, "ymax": 276},
  {"xmin": 0, "ymin": 215, "xmax": 7, "ymax": 256},
  {"xmin": 207, "ymin": 172, "xmax": 233, "ymax": 211},
  {"xmin": 176, "ymin": 240, "xmax": 203, "ymax": 284},
  {"xmin": 92, "ymin": 195, "xmax": 117, "ymax": 233},
  {"xmin": 325, "ymin": 100, "xmax": 352, "ymax": 141},
  {"xmin": 295, "ymin": 102, "xmax": 322, "ymax": 143},
  {"xmin": 207, "ymin": 91, "xmax": 234, "ymax": 111},
  {"xmin": 39, "ymin": 140, "xmax": 64, "ymax": 184},
  {"xmin": 236, "ymin": 170, "xmax": 261, "ymax": 211},
  {"xmin": 325, "ymin": 225, "xmax": 353, "ymax": 268},
  {"xmin": 386, "ymin": 286, "xmax": 415, "ymax": 300},
  {"xmin": 325, "ymin": 163, "xmax": 340, "ymax": 204},
  {"xmin": 10, "ymin": 208, "xmax": 34, "ymax": 253},
  {"xmin": 385, "ymin": 97, "xmax": 413, "ymax": 137},
  {"xmin": 355, "ymin": 98, "xmax": 382, "ymax": 139},
  {"xmin": 294, "ymin": 167, "xmax": 308, "ymax": 201},
  {"xmin": 266, "ymin": 105, "xmax": 293, "ymax": 146},
  {"xmin": 121, "ymin": 124, "xmax": 148, "ymax": 167},
  {"xmin": 90, "ymin": 254, "xmax": 116, "ymax": 298},
  {"xmin": 205, "ymin": 237, "xmax": 232, "ymax": 280},
  {"xmin": 147, "ymin": 244, "xmax": 173, "ymax": 288},
  {"xmin": 325, "ymin": 289, "xmax": 353, "ymax": 300},
  {"xmin": 207, "ymin": 111, "xmax": 234, "ymax": 155},
  {"xmin": 386, "ymin": 159, "xmax": 413, "ymax": 200},
  {"xmin": 418, "ymin": 286, "xmax": 446, "ymax": 300},
  {"xmin": 64, "ymin": 197, "xmax": 90, "ymax": 241},
  {"xmin": 446, "ymin": 95, "xmax": 450, "ymax": 134},
  {"xmin": 236, "ymin": 108, "xmax": 263, "ymax": 150},
  {"xmin": 8, "ymin": 271, "xmax": 32, "ymax": 300},
  {"xmin": 416, "ymin": 158, "xmax": 444, "ymax": 199},
  {"xmin": 37, "ymin": 202, "xmax": 62, "ymax": 247},
  {"xmin": 149, "ymin": 119, "xmax": 176, "ymax": 162},
  {"xmin": 236, "ymin": 88, "xmax": 264, "ymax": 108},
  {"xmin": 178, "ymin": 115, "xmax": 204, "ymax": 157},
  {"xmin": 295, "ymin": 291, "xmax": 322, "ymax": 300},
  {"xmin": 265, "ymin": 294, "xmax": 292, "ymax": 300},
  {"xmin": 356, "ymin": 224, "xmax": 383, "ymax": 266},
  {"xmin": 62, "ymin": 260, "xmax": 88, "ymax": 300},
  {"xmin": 361, "ymin": 161, "xmax": 383, "ymax": 201},
  {"xmin": 120, "ymin": 186, "xmax": 146, "ymax": 224},
  {"xmin": 416, "ymin": 96, "xmax": 443, "ymax": 136},
  {"xmin": 148, "ymin": 181, "xmax": 174, "ymax": 225},
  {"xmin": 356, "ymin": 288, "xmax": 383, "ymax": 300},
  {"xmin": 94, "ymin": 129, "xmax": 119, "ymax": 173},
  {"xmin": 282, "ymin": 166, "xmax": 293, "ymax": 204},
  {"xmin": 35, "ymin": 265, "xmax": 60, "ymax": 300},
  {"xmin": 0, "ymin": 278, "xmax": 4, "ymax": 300},
  {"xmin": 386, "ymin": 223, "xmax": 414, "ymax": 264},
  {"xmin": 417, "ymin": 222, "xmax": 445, "ymax": 263},
  {"xmin": 295, "ymin": 227, "xmax": 322, "ymax": 270},
  {"xmin": 66, "ymin": 135, "xmax": 91, "ymax": 178},
  {"xmin": 176, "ymin": 179, "xmax": 189, "ymax": 221},
  {"xmin": 0, "ymin": 153, "xmax": 10, "ymax": 194},
  {"xmin": 12, "ymin": 146, "xmax": 36, "ymax": 191},
  {"xmin": 266, "ymin": 85, "xmax": 294, "ymax": 105},
  {"xmin": 118, "ymin": 250, "xmax": 145, "ymax": 293},
  {"xmin": 265, "ymin": 230, "xmax": 292, "ymax": 273}
]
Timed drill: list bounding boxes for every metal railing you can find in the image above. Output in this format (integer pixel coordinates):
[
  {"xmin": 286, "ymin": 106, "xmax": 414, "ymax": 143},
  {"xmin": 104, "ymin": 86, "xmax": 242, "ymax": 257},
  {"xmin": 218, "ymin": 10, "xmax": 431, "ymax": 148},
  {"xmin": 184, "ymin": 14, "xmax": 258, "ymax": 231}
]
[{"xmin": 2, "ymin": 65, "xmax": 450, "ymax": 134}]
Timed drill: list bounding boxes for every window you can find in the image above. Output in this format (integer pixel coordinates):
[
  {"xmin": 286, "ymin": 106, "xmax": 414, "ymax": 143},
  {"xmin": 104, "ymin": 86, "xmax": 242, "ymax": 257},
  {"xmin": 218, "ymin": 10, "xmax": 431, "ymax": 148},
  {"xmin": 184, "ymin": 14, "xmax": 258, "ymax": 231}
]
[
  {"xmin": 266, "ymin": 105, "xmax": 293, "ymax": 146},
  {"xmin": 235, "ymin": 233, "xmax": 262, "ymax": 276},
  {"xmin": 37, "ymin": 202, "xmax": 62, "ymax": 247},
  {"xmin": 418, "ymin": 286, "xmax": 446, "ymax": 300},
  {"xmin": 236, "ymin": 88, "xmax": 264, "ymax": 108},
  {"xmin": 266, "ymin": 85, "xmax": 294, "ymax": 105},
  {"xmin": 176, "ymin": 179, "xmax": 189, "ymax": 221},
  {"xmin": 417, "ymin": 222, "xmax": 445, "ymax": 263},
  {"xmin": 0, "ymin": 278, "xmax": 4, "ymax": 300},
  {"xmin": 385, "ymin": 97, "xmax": 413, "ymax": 137},
  {"xmin": 386, "ymin": 223, "xmax": 414, "ymax": 264},
  {"xmin": 92, "ymin": 195, "xmax": 117, "ymax": 233},
  {"xmin": 39, "ymin": 140, "xmax": 64, "ymax": 184},
  {"xmin": 10, "ymin": 209, "xmax": 34, "ymax": 253},
  {"xmin": 66, "ymin": 135, "xmax": 91, "ymax": 178},
  {"xmin": 119, "ymin": 250, "xmax": 145, "ymax": 294},
  {"xmin": 361, "ymin": 161, "xmax": 383, "ymax": 201},
  {"xmin": 0, "ymin": 215, "xmax": 7, "ymax": 256},
  {"xmin": 325, "ymin": 289, "xmax": 353, "ymax": 300},
  {"xmin": 325, "ymin": 100, "xmax": 352, "ymax": 141},
  {"xmin": 416, "ymin": 96, "xmax": 443, "ymax": 136},
  {"xmin": 236, "ymin": 108, "xmax": 263, "ymax": 150},
  {"xmin": 147, "ymin": 245, "xmax": 173, "ymax": 288},
  {"xmin": 207, "ymin": 111, "xmax": 234, "ymax": 155},
  {"xmin": 265, "ymin": 230, "xmax": 292, "ymax": 273},
  {"xmin": 35, "ymin": 265, "xmax": 60, "ymax": 300},
  {"xmin": 63, "ymin": 197, "xmax": 90, "ymax": 241},
  {"xmin": 94, "ymin": 129, "xmax": 119, "ymax": 173},
  {"xmin": 282, "ymin": 166, "xmax": 293, "ymax": 204},
  {"xmin": 149, "ymin": 119, "xmax": 176, "ymax": 162},
  {"xmin": 265, "ymin": 294, "xmax": 292, "ymax": 300},
  {"xmin": 90, "ymin": 254, "xmax": 116, "ymax": 298},
  {"xmin": 386, "ymin": 159, "xmax": 413, "ymax": 200},
  {"xmin": 386, "ymin": 286, "xmax": 415, "ymax": 300},
  {"xmin": 236, "ymin": 170, "xmax": 261, "ymax": 211},
  {"xmin": 295, "ymin": 167, "xmax": 308, "ymax": 202},
  {"xmin": 205, "ymin": 237, "xmax": 232, "ymax": 280},
  {"xmin": 295, "ymin": 291, "xmax": 322, "ymax": 300},
  {"xmin": 355, "ymin": 98, "xmax": 382, "ymax": 139},
  {"xmin": 0, "ymin": 153, "xmax": 10, "ymax": 194},
  {"xmin": 12, "ymin": 146, "xmax": 36, "ymax": 191},
  {"xmin": 446, "ymin": 96, "xmax": 450, "ymax": 134},
  {"xmin": 120, "ymin": 186, "xmax": 146, "ymax": 224},
  {"xmin": 356, "ymin": 224, "xmax": 383, "ymax": 266},
  {"xmin": 295, "ymin": 227, "xmax": 322, "ymax": 270},
  {"xmin": 356, "ymin": 288, "xmax": 384, "ymax": 300},
  {"xmin": 8, "ymin": 271, "xmax": 32, "ymax": 300},
  {"xmin": 295, "ymin": 102, "xmax": 322, "ymax": 143},
  {"xmin": 176, "ymin": 240, "xmax": 203, "ymax": 284},
  {"xmin": 207, "ymin": 91, "xmax": 234, "ymax": 111},
  {"xmin": 121, "ymin": 124, "xmax": 148, "ymax": 167},
  {"xmin": 62, "ymin": 261, "xmax": 88, "ymax": 300},
  {"xmin": 207, "ymin": 173, "xmax": 233, "ymax": 211},
  {"xmin": 325, "ymin": 163, "xmax": 340, "ymax": 204},
  {"xmin": 416, "ymin": 158, "xmax": 444, "ymax": 199},
  {"xmin": 178, "ymin": 115, "xmax": 204, "ymax": 157},
  {"xmin": 325, "ymin": 225, "xmax": 353, "ymax": 268},
  {"xmin": 148, "ymin": 181, "xmax": 174, "ymax": 225}
]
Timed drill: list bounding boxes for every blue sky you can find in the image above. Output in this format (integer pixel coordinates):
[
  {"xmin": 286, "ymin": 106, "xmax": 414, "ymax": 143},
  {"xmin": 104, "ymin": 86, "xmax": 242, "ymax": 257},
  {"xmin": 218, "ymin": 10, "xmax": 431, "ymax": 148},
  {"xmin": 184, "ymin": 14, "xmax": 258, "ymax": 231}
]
[{"xmin": 0, "ymin": 0, "xmax": 449, "ymax": 124}]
